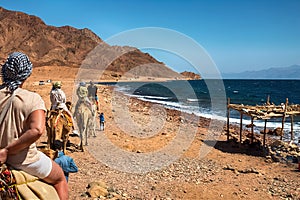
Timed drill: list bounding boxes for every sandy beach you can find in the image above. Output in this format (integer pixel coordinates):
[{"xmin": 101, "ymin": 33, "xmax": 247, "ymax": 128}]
[{"xmin": 25, "ymin": 67, "xmax": 300, "ymax": 200}]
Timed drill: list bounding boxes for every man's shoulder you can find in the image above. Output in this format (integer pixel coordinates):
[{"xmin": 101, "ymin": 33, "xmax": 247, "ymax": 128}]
[{"xmin": 17, "ymin": 88, "xmax": 41, "ymax": 98}]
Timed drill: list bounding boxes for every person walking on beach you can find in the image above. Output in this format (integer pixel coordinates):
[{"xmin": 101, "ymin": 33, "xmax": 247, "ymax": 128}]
[
  {"xmin": 0, "ymin": 52, "xmax": 68, "ymax": 200},
  {"xmin": 99, "ymin": 112, "xmax": 105, "ymax": 131},
  {"xmin": 54, "ymin": 141, "xmax": 78, "ymax": 182}
]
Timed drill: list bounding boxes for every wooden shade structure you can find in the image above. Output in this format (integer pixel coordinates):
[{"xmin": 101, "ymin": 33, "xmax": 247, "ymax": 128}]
[{"xmin": 227, "ymin": 97, "xmax": 300, "ymax": 146}]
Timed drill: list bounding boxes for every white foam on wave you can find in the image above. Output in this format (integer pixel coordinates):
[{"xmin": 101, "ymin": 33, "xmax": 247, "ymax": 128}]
[
  {"xmin": 187, "ymin": 98, "xmax": 199, "ymax": 102},
  {"xmin": 143, "ymin": 96, "xmax": 173, "ymax": 100},
  {"xmin": 115, "ymin": 84, "xmax": 132, "ymax": 92},
  {"xmin": 134, "ymin": 94, "xmax": 227, "ymax": 121},
  {"xmin": 137, "ymin": 96, "xmax": 184, "ymax": 108}
]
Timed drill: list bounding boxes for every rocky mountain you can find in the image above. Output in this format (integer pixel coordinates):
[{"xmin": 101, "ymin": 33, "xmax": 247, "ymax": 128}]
[
  {"xmin": 0, "ymin": 7, "xmax": 101, "ymax": 67},
  {"xmin": 0, "ymin": 7, "xmax": 181, "ymax": 79},
  {"xmin": 222, "ymin": 65, "xmax": 300, "ymax": 79},
  {"xmin": 180, "ymin": 71, "xmax": 201, "ymax": 80}
]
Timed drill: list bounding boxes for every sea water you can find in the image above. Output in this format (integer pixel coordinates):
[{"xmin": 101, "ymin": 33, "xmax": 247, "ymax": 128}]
[{"xmin": 105, "ymin": 79, "xmax": 300, "ymax": 143}]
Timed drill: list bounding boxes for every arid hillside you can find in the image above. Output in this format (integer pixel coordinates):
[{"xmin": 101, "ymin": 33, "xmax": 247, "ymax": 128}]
[
  {"xmin": 0, "ymin": 7, "xmax": 182, "ymax": 80},
  {"xmin": 0, "ymin": 7, "xmax": 100, "ymax": 67}
]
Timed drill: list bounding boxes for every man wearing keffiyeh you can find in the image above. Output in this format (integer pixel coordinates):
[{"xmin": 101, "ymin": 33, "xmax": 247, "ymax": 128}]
[{"xmin": 0, "ymin": 52, "xmax": 68, "ymax": 200}]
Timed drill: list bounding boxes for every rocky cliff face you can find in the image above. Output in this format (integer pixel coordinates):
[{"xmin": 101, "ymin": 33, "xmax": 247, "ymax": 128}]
[
  {"xmin": 0, "ymin": 7, "xmax": 101, "ymax": 67},
  {"xmin": 0, "ymin": 7, "xmax": 180, "ymax": 79},
  {"xmin": 180, "ymin": 71, "xmax": 201, "ymax": 80}
]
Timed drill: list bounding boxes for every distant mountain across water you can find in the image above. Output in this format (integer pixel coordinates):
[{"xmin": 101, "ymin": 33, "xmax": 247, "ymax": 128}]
[{"xmin": 222, "ymin": 65, "xmax": 300, "ymax": 79}]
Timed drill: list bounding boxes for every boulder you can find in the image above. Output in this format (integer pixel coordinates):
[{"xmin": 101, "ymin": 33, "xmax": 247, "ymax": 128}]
[
  {"xmin": 273, "ymin": 127, "xmax": 283, "ymax": 136},
  {"xmin": 87, "ymin": 181, "xmax": 108, "ymax": 198},
  {"xmin": 260, "ymin": 128, "xmax": 273, "ymax": 135}
]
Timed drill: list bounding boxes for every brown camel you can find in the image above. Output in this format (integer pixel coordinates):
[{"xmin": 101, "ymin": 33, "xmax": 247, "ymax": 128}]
[{"xmin": 46, "ymin": 106, "xmax": 73, "ymax": 154}]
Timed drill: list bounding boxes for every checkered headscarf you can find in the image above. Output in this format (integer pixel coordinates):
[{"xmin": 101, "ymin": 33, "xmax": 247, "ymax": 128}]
[{"xmin": 1, "ymin": 52, "xmax": 33, "ymax": 92}]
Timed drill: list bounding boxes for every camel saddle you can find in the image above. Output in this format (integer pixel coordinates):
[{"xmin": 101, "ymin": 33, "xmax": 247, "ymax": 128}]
[
  {"xmin": 0, "ymin": 164, "xmax": 59, "ymax": 200},
  {"xmin": 49, "ymin": 109, "xmax": 73, "ymax": 128}
]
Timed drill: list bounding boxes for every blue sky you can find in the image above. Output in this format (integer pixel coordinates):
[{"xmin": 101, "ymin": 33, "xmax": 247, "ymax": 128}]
[{"xmin": 1, "ymin": 0, "xmax": 299, "ymax": 74}]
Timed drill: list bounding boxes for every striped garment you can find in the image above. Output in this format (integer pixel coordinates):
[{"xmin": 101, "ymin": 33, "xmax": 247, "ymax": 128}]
[{"xmin": 1, "ymin": 52, "xmax": 33, "ymax": 92}]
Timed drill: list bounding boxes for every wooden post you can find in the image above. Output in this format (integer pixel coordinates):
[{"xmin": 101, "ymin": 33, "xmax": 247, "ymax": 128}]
[
  {"xmin": 267, "ymin": 95, "xmax": 270, "ymax": 105},
  {"xmin": 227, "ymin": 98, "xmax": 230, "ymax": 141},
  {"xmin": 240, "ymin": 113, "xmax": 243, "ymax": 144},
  {"xmin": 280, "ymin": 98, "xmax": 288, "ymax": 140},
  {"xmin": 263, "ymin": 119, "xmax": 267, "ymax": 146},
  {"xmin": 291, "ymin": 115, "xmax": 294, "ymax": 141},
  {"xmin": 251, "ymin": 117, "xmax": 254, "ymax": 143}
]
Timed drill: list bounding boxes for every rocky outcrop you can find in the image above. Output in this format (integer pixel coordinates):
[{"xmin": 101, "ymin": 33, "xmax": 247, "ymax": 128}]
[
  {"xmin": 266, "ymin": 140, "xmax": 300, "ymax": 163},
  {"xmin": 180, "ymin": 71, "xmax": 201, "ymax": 80}
]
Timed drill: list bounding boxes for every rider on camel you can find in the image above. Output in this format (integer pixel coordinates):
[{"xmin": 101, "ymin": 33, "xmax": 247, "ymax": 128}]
[
  {"xmin": 50, "ymin": 81, "xmax": 79, "ymax": 136},
  {"xmin": 87, "ymin": 81, "xmax": 99, "ymax": 111},
  {"xmin": 0, "ymin": 52, "xmax": 68, "ymax": 199},
  {"xmin": 75, "ymin": 82, "xmax": 93, "ymax": 115}
]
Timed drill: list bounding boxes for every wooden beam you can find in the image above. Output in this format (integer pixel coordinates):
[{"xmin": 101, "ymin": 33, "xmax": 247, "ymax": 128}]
[
  {"xmin": 251, "ymin": 117, "xmax": 254, "ymax": 144},
  {"xmin": 240, "ymin": 113, "xmax": 243, "ymax": 144},
  {"xmin": 263, "ymin": 119, "xmax": 267, "ymax": 146},
  {"xmin": 227, "ymin": 98, "xmax": 230, "ymax": 141},
  {"xmin": 280, "ymin": 98, "xmax": 288, "ymax": 140},
  {"xmin": 291, "ymin": 115, "xmax": 294, "ymax": 141}
]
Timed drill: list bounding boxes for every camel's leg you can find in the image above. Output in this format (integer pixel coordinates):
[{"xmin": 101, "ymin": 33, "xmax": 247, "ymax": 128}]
[
  {"xmin": 62, "ymin": 130, "xmax": 69, "ymax": 155},
  {"xmin": 79, "ymin": 126, "xmax": 84, "ymax": 152},
  {"xmin": 89, "ymin": 118, "xmax": 95, "ymax": 137},
  {"xmin": 80, "ymin": 132, "xmax": 84, "ymax": 152},
  {"xmin": 63, "ymin": 139, "xmax": 67, "ymax": 155},
  {"xmin": 82, "ymin": 112, "xmax": 89, "ymax": 146},
  {"xmin": 92, "ymin": 116, "xmax": 96, "ymax": 137},
  {"xmin": 50, "ymin": 126, "xmax": 56, "ymax": 150},
  {"xmin": 47, "ymin": 118, "xmax": 56, "ymax": 150},
  {"xmin": 46, "ymin": 126, "xmax": 51, "ymax": 149},
  {"xmin": 84, "ymin": 122, "xmax": 88, "ymax": 146},
  {"xmin": 77, "ymin": 114, "xmax": 84, "ymax": 151}
]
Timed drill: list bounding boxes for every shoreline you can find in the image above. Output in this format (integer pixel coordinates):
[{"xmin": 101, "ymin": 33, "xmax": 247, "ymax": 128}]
[
  {"xmin": 109, "ymin": 82, "xmax": 300, "ymax": 146},
  {"xmin": 96, "ymin": 84, "xmax": 299, "ymax": 161}
]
